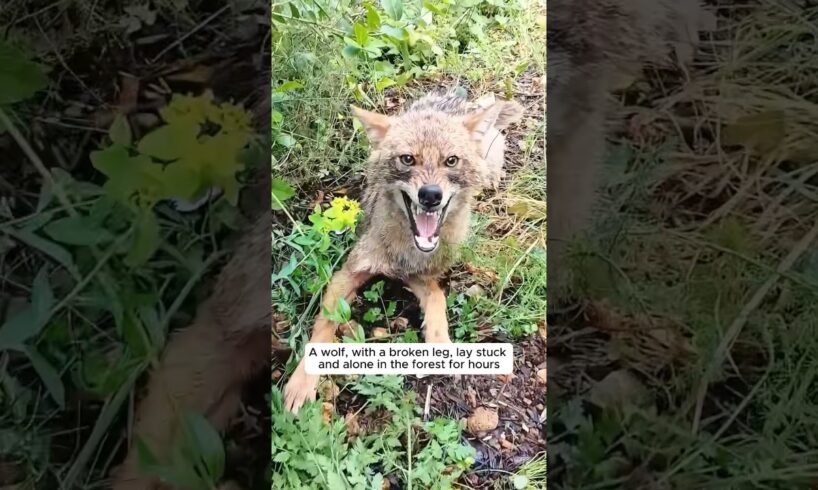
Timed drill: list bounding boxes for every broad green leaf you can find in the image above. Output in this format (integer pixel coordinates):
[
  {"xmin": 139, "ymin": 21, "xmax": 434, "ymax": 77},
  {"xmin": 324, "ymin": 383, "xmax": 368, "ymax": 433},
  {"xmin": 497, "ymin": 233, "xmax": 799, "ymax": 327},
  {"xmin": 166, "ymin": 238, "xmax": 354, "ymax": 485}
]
[
  {"xmin": 0, "ymin": 308, "xmax": 36, "ymax": 348},
  {"xmin": 10, "ymin": 229, "xmax": 78, "ymax": 279},
  {"xmin": 162, "ymin": 160, "xmax": 201, "ymax": 200},
  {"xmin": 25, "ymin": 345, "xmax": 65, "ymax": 408},
  {"xmin": 365, "ymin": 4, "xmax": 381, "ymax": 29},
  {"xmin": 271, "ymin": 178, "xmax": 295, "ymax": 210},
  {"xmin": 342, "ymin": 44, "xmax": 361, "ymax": 59},
  {"xmin": 275, "ymin": 80, "xmax": 304, "ymax": 92},
  {"xmin": 109, "ymin": 114, "xmax": 132, "ymax": 146},
  {"xmin": 137, "ymin": 123, "xmax": 198, "ymax": 160},
  {"xmin": 382, "ymin": 0, "xmax": 403, "ymax": 20},
  {"xmin": 90, "ymin": 144, "xmax": 130, "ymax": 177},
  {"xmin": 381, "ymin": 25, "xmax": 407, "ymax": 40},
  {"xmin": 0, "ymin": 41, "xmax": 48, "ymax": 105},
  {"xmin": 353, "ymin": 22, "xmax": 370, "ymax": 47},
  {"xmin": 275, "ymin": 133, "xmax": 296, "ymax": 148},
  {"xmin": 125, "ymin": 211, "xmax": 160, "ymax": 267},
  {"xmin": 0, "ymin": 267, "xmax": 54, "ymax": 349},
  {"xmin": 182, "ymin": 412, "xmax": 225, "ymax": 483},
  {"xmin": 375, "ymin": 77, "xmax": 396, "ymax": 92},
  {"xmin": 43, "ymin": 216, "xmax": 114, "ymax": 246}
]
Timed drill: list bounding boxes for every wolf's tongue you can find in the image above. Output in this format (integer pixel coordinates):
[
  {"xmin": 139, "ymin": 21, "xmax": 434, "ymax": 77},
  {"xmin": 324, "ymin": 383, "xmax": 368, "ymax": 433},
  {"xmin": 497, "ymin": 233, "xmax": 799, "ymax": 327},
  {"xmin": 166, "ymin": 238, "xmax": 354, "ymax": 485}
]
[{"xmin": 415, "ymin": 212, "xmax": 437, "ymax": 238}]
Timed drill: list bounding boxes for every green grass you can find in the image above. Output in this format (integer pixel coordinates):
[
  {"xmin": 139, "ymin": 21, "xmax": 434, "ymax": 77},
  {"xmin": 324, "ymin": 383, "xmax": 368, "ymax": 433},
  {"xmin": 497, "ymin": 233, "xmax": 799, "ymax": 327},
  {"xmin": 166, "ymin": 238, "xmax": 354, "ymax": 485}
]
[
  {"xmin": 0, "ymin": 6, "xmax": 265, "ymax": 488},
  {"xmin": 549, "ymin": 2, "xmax": 818, "ymax": 488},
  {"xmin": 272, "ymin": 0, "xmax": 545, "ymax": 487}
]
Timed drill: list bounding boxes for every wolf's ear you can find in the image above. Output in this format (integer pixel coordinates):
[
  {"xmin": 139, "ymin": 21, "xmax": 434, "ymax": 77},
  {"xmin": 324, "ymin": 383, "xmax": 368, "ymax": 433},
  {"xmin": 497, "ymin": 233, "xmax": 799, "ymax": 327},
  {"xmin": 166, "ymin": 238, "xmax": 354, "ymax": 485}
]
[
  {"xmin": 351, "ymin": 106, "xmax": 391, "ymax": 146},
  {"xmin": 463, "ymin": 100, "xmax": 524, "ymax": 140}
]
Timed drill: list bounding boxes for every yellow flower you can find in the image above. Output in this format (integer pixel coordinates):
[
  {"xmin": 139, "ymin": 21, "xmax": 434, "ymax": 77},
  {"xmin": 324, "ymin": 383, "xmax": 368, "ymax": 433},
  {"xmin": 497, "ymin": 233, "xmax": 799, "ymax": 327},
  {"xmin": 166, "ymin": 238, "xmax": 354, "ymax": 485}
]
[
  {"xmin": 160, "ymin": 91, "xmax": 214, "ymax": 125},
  {"xmin": 322, "ymin": 196, "xmax": 361, "ymax": 232},
  {"xmin": 217, "ymin": 102, "xmax": 253, "ymax": 135}
]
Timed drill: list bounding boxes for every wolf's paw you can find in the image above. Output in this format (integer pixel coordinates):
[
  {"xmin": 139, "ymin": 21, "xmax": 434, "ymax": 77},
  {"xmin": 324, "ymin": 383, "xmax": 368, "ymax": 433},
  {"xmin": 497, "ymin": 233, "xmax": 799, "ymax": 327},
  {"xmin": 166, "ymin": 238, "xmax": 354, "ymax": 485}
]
[{"xmin": 283, "ymin": 363, "xmax": 318, "ymax": 413}]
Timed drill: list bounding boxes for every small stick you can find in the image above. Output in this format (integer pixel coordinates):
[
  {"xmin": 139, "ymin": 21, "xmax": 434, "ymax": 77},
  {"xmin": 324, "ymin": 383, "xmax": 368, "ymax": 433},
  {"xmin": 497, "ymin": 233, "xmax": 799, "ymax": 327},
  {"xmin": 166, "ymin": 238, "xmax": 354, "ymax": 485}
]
[
  {"xmin": 423, "ymin": 384, "xmax": 432, "ymax": 420},
  {"xmin": 151, "ymin": 5, "xmax": 230, "ymax": 63}
]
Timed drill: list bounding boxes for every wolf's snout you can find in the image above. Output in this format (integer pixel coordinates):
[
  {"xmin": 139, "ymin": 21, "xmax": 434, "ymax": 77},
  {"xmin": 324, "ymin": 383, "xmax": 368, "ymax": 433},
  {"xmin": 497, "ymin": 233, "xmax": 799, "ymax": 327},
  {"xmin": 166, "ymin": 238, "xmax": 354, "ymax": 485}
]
[{"xmin": 418, "ymin": 185, "xmax": 443, "ymax": 209}]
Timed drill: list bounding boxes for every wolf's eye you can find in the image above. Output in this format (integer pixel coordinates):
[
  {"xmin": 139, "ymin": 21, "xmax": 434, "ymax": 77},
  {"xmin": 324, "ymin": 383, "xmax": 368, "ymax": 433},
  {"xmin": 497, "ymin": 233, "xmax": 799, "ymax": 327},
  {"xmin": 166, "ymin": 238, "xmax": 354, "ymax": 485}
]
[
  {"xmin": 399, "ymin": 154, "xmax": 415, "ymax": 166},
  {"xmin": 445, "ymin": 156, "xmax": 459, "ymax": 167}
]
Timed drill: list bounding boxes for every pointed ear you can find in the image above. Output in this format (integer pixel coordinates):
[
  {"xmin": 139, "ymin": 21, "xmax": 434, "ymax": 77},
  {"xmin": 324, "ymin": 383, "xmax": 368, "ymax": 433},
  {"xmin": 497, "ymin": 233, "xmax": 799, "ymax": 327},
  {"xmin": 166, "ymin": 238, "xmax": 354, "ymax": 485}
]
[
  {"xmin": 351, "ymin": 106, "xmax": 391, "ymax": 146},
  {"xmin": 463, "ymin": 100, "xmax": 524, "ymax": 141}
]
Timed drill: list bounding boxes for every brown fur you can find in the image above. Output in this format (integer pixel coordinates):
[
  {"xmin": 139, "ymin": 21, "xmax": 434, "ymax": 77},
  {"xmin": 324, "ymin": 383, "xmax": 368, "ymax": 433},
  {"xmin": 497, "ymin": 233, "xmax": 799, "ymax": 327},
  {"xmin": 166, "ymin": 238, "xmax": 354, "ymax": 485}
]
[
  {"xmin": 284, "ymin": 92, "xmax": 523, "ymax": 411},
  {"xmin": 112, "ymin": 217, "xmax": 271, "ymax": 490},
  {"xmin": 547, "ymin": 0, "xmax": 711, "ymax": 301}
]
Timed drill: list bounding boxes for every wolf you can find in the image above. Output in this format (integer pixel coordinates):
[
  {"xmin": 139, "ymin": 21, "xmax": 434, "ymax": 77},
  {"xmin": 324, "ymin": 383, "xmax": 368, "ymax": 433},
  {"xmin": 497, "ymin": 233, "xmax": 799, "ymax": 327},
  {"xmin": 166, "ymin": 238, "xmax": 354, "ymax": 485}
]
[
  {"xmin": 282, "ymin": 91, "xmax": 524, "ymax": 411},
  {"xmin": 111, "ymin": 92, "xmax": 523, "ymax": 487}
]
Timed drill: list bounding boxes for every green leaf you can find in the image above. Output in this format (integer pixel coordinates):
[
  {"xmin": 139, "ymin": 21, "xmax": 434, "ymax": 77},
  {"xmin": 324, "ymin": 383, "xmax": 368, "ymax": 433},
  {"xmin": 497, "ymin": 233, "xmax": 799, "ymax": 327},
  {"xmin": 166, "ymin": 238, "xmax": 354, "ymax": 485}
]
[
  {"xmin": 137, "ymin": 123, "xmax": 197, "ymax": 160},
  {"xmin": 25, "ymin": 345, "xmax": 65, "ymax": 408},
  {"xmin": 43, "ymin": 216, "xmax": 114, "ymax": 246},
  {"xmin": 381, "ymin": 25, "xmax": 407, "ymax": 40},
  {"xmin": 109, "ymin": 114, "xmax": 132, "ymax": 146},
  {"xmin": 382, "ymin": 0, "xmax": 403, "ymax": 20},
  {"xmin": 0, "ymin": 267, "xmax": 53, "ymax": 348},
  {"xmin": 326, "ymin": 472, "xmax": 346, "ymax": 488},
  {"xmin": 0, "ymin": 309, "xmax": 35, "ymax": 348},
  {"xmin": 0, "ymin": 41, "xmax": 48, "ymax": 105},
  {"xmin": 271, "ymin": 178, "xmax": 295, "ymax": 210},
  {"xmin": 90, "ymin": 144, "xmax": 130, "ymax": 177},
  {"xmin": 353, "ymin": 22, "xmax": 370, "ymax": 47},
  {"xmin": 125, "ymin": 211, "xmax": 160, "ymax": 267},
  {"xmin": 275, "ymin": 133, "xmax": 296, "ymax": 148},
  {"xmin": 9, "ymin": 229, "xmax": 78, "ymax": 279},
  {"xmin": 162, "ymin": 160, "xmax": 201, "ymax": 200},
  {"xmin": 31, "ymin": 267, "xmax": 54, "ymax": 325},
  {"xmin": 182, "ymin": 412, "xmax": 225, "ymax": 483},
  {"xmin": 342, "ymin": 44, "xmax": 362, "ymax": 59},
  {"xmin": 375, "ymin": 77, "xmax": 396, "ymax": 92},
  {"xmin": 275, "ymin": 80, "xmax": 304, "ymax": 92},
  {"xmin": 365, "ymin": 4, "xmax": 382, "ymax": 29}
]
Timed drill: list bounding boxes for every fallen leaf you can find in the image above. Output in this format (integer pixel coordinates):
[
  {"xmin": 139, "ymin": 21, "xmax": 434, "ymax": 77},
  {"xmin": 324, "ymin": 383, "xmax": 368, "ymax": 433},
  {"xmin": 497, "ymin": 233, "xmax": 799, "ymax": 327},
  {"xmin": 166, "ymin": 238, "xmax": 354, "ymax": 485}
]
[
  {"xmin": 345, "ymin": 412, "xmax": 360, "ymax": 438},
  {"xmin": 321, "ymin": 402, "xmax": 334, "ymax": 425},
  {"xmin": 391, "ymin": 317, "xmax": 409, "ymax": 330},
  {"xmin": 500, "ymin": 438, "xmax": 516, "ymax": 450},
  {"xmin": 465, "ymin": 284, "xmax": 484, "ymax": 298},
  {"xmin": 536, "ymin": 368, "xmax": 546, "ymax": 384},
  {"xmin": 467, "ymin": 386, "xmax": 478, "ymax": 407},
  {"xmin": 588, "ymin": 369, "xmax": 647, "ymax": 411},
  {"xmin": 318, "ymin": 379, "xmax": 339, "ymax": 401},
  {"xmin": 467, "ymin": 407, "xmax": 499, "ymax": 433},
  {"xmin": 372, "ymin": 327, "xmax": 388, "ymax": 338}
]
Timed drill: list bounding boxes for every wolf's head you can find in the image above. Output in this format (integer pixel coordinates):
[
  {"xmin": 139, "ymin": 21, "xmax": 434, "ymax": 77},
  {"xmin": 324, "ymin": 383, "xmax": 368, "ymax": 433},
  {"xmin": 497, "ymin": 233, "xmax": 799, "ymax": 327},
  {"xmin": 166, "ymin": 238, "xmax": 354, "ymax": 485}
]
[{"xmin": 353, "ymin": 95, "xmax": 522, "ymax": 253}]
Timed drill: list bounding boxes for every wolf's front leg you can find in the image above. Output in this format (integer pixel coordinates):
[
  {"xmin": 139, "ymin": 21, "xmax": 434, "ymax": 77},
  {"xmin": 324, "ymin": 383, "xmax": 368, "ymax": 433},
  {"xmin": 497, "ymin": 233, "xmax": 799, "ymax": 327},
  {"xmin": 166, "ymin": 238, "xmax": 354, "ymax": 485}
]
[
  {"xmin": 283, "ymin": 261, "xmax": 372, "ymax": 413},
  {"xmin": 405, "ymin": 276, "xmax": 451, "ymax": 343}
]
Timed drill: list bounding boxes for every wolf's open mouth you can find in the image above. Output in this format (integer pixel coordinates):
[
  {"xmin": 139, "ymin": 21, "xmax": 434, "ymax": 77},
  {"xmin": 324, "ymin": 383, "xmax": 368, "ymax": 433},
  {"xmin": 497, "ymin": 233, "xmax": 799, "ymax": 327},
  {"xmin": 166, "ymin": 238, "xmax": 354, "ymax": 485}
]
[{"xmin": 401, "ymin": 191, "xmax": 449, "ymax": 252}]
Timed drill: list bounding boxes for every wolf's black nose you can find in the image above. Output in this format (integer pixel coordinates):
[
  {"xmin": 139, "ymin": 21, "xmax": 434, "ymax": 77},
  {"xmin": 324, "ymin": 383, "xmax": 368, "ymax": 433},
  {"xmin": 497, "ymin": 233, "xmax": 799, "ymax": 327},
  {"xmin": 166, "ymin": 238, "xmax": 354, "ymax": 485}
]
[{"xmin": 418, "ymin": 185, "xmax": 443, "ymax": 208}]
